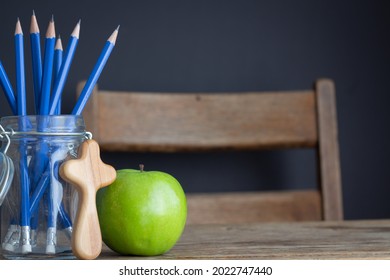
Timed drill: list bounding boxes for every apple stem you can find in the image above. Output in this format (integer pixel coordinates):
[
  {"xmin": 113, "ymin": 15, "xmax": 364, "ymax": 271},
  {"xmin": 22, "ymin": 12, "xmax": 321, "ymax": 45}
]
[{"xmin": 139, "ymin": 164, "xmax": 144, "ymax": 172}]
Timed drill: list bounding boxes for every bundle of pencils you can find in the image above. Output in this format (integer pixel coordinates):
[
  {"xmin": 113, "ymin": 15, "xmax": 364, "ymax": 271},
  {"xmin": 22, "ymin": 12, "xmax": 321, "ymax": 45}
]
[{"xmin": 0, "ymin": 11, "xmax": 119, "ymax": 255}]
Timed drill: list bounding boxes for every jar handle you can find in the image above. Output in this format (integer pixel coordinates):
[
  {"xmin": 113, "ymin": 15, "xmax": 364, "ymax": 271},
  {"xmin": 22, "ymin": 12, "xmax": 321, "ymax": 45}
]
[{"xmin": 59, "ymin": 139, "xmax": 116, "ymax": 260}]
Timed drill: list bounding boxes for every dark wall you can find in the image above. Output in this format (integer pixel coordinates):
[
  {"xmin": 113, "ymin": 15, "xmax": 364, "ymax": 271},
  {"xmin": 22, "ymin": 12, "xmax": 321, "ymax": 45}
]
[{"xmin": 1, "ymin": 0, "xmax": 389, "ymax": 219}]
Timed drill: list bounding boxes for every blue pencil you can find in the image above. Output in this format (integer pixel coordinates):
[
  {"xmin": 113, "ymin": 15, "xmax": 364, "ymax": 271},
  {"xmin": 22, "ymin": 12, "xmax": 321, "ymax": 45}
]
[
  {"xmin": 15, "ymin": 18, "xmax": 32, "ymax": 254},
  {"xmin": 39, "ymin": 17, "xmax": 56, "ymax": 115},
  {"xmin": 49, "ymin": 21, "xmax": 80, "ymax": 115},
  {"xmin": 38, "ymin": 17, "xmax": 59, "ymax": 253},
  {"xmin": 34, "ymin": 18, "xmax": 56, "ymax": 248},
  {"xmin": 72, "ymin": 26, "xmax": 119, "ymax": 115},
  {"xmin": 0, "ymin": 60, "xmax": 17, "ymax": 115},
  {"xmin": 53, "ymin": 36, "xmax": 63, "ymax": 114},
  {"xmin": 29, "ymin": 167, "xmax": 50, "ymax": 214},
  {"xmin": 30, "ymin": 11, "xmax": 42, "ymax": 114},
  {"xmin": 15, "ymin": 19, "xmax": 26, "ymax": 116},
  {"xmin": 29, "ymin": 12, "xmax": 43, "ymax": 242}
]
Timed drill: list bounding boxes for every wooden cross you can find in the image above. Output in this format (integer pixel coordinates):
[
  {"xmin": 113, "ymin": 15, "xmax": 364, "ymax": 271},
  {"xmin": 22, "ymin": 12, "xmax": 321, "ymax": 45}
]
[{"xmin": 60, "ymin": 139, "xmax": 116, "ymax": 260}]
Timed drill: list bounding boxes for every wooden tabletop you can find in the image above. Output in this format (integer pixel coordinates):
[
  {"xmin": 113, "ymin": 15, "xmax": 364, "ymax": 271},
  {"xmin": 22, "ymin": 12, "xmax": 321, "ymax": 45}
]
[{"xmin": 99, "ymin": 219, "xmax": 390, "ymax": 259}]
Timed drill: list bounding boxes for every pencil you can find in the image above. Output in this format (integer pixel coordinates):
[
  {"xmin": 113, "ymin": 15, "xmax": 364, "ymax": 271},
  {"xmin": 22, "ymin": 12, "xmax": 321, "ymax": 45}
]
[
  {"xmin": 39, "ymin": 16, "xmax": 56, "ymax": 115},
  {"xmin": 53, "ymin": 36, "xmax": 63, "ymax": 114},
  {"xmin": 30, "ymin": 10, "xmax": 42, "ymax": 114},
  {"xmin": 15, "ymin": 18, "xmax": 32, "ymax": 254},
  {"xmin": 72, "ymin": 26, "xmax": 119, "ymax": 115},
  {"xmin": 0, "ymin": 60, "xmax": 17, "ymax": 114},
  {"xmin": 49, "ymin": 20, "xmax": 80, "ymax": 115},
  {"xmin": 53, "ymin": 35, "xmax": 63, "ymax": 82},
  {"xmin": 34, "ymin": 18, "xmax": 55, "ymax": 235},
  {"xmin": 29, "ymin": 12, "xmax": 43, "ymax": 247},
  {"xmin": 15, "ymin": 18, "xmax": 26, "ymax": 116},
  {"xmin": 37, "ymin": 17, "xmax": 58, "ymax": 253}
]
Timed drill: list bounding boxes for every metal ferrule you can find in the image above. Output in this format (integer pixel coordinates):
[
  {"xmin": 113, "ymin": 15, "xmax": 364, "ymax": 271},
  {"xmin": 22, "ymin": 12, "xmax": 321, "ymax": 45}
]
[
  {"xmin": 46, "ymin": 227, "xmax": 57, "ymax": 254},
  {"xmin": 21, "ymin": 226, "xmax": 32, "ymax": 253},
  {"xmin": 2, "ymin": 224, "xmax": 20, "ymax": 252}
]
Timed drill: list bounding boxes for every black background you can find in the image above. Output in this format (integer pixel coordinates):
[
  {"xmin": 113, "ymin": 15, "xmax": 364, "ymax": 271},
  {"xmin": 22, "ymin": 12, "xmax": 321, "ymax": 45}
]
[{"xmin": 0, "ymin": 0, "xmax": 389, "ymax": 219}]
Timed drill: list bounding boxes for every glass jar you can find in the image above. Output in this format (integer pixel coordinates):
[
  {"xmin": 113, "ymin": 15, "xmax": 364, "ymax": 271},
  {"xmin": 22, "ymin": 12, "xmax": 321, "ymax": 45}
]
[{"xmin": 0, "ymin": 115, "xmax": 88, "ymax": 259}]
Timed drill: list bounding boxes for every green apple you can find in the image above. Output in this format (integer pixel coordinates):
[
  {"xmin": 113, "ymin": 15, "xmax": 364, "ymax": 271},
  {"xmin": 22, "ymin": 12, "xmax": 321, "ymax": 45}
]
[{"xmin": 96, "ymin": 165, "xmax": 187, "ymax": 256}]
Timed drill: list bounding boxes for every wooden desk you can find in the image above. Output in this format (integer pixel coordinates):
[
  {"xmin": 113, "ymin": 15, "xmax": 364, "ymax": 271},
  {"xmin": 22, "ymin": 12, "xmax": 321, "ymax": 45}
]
[{"xmin": 99, "ymin": 219, "xmax": 390, "ymax": 259}]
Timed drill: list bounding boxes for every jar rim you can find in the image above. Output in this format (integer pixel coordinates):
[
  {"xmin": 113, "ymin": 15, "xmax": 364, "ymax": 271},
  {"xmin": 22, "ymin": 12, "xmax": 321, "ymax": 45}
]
[
  {"xmin": 1, "ymin": 130, "xmax": 92, "ymax": 138},
  {"xmin": 0, "ymin": 115, "xmax": 90, "ymax": 139},
  {"xmin": 0, "ymin": 114, "xmax": 84, "ymax": 121}
]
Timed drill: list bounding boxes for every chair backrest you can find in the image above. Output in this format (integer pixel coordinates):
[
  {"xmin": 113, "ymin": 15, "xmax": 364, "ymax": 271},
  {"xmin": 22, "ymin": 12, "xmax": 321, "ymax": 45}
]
[{"xmin": 77, "ymin": 79, "xmax": 343, "ymax": 223}]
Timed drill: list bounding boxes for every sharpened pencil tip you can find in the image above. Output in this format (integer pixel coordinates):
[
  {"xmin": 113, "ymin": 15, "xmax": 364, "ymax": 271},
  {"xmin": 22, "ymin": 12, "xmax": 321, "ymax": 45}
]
[
  {"xmin": 46, "ymin": 17, "xmax": 56, "ymax": 38},
  {"xmin": 108, "ymin": 27, "xmax": 119, "ymax": 45},
  {"xmin": 71, "ymin": 20, "xmax": 81, "ymax": 38},
  {"xmin": 55, "ymin": 35, "xmax": 63, "ymax": 50},
  {"xmin": 30, "ymin": 10, "xmax": 40, "ymax": 33},
  {"xmin": 116, "ymin": 25, "xmax": 120, "ymax": 31},
  {"xmin": 51, "ymin": 14, "xmax": 54, "ymax": 22},
  {"xmin": 15, "ymin": 18, "xmax": 23, "ymax": 35}
]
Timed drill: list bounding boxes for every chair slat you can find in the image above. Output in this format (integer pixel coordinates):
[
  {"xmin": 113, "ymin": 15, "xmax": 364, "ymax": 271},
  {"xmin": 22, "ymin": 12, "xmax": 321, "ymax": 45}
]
[
  {"xmin": 186, "ymin": 190, "xmax": 322, "ymax": 224},
  {"xmin": 83, "ymin": 90, "xmax": 318, "ymax": 152}
]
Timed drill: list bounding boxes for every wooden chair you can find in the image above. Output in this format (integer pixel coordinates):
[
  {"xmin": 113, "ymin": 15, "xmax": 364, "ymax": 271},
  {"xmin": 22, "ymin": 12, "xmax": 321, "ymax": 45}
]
[{"xmin": 77, "ymin": 79, "xmax": 343, "ymax": 224}]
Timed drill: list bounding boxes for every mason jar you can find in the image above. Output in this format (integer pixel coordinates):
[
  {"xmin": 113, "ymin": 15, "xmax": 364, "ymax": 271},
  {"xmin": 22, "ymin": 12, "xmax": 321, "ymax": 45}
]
[{"xmin": 0, "ymin": 115, "xmax": 88, "ymax": 259}]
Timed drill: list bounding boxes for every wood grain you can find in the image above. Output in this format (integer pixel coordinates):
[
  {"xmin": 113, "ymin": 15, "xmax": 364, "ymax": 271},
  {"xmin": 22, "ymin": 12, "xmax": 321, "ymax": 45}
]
[
  {"xmin": 99, "ymin": 220, "xmax": 390, "ymax": 259},
  {"xmin": 316, "ymin": 79, "xmax": 343, "ymax": 220},
  {"xmin": 60, "ymin": 139, "xmax": 116, "ymax": 260},
  {"xmin": 80, "ymin": 89, "xmax": 317, "ymax": 152},
  {"xmin": 186, "ymin": 190, "xmax": 322, "ymax": 224}
]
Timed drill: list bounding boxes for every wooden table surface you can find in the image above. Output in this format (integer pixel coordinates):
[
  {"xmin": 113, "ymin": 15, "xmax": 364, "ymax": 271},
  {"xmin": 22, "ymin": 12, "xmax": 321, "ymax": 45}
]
[{"xmin": 99, "ymin": 219, "xmax": 390, "ymax": 259}]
